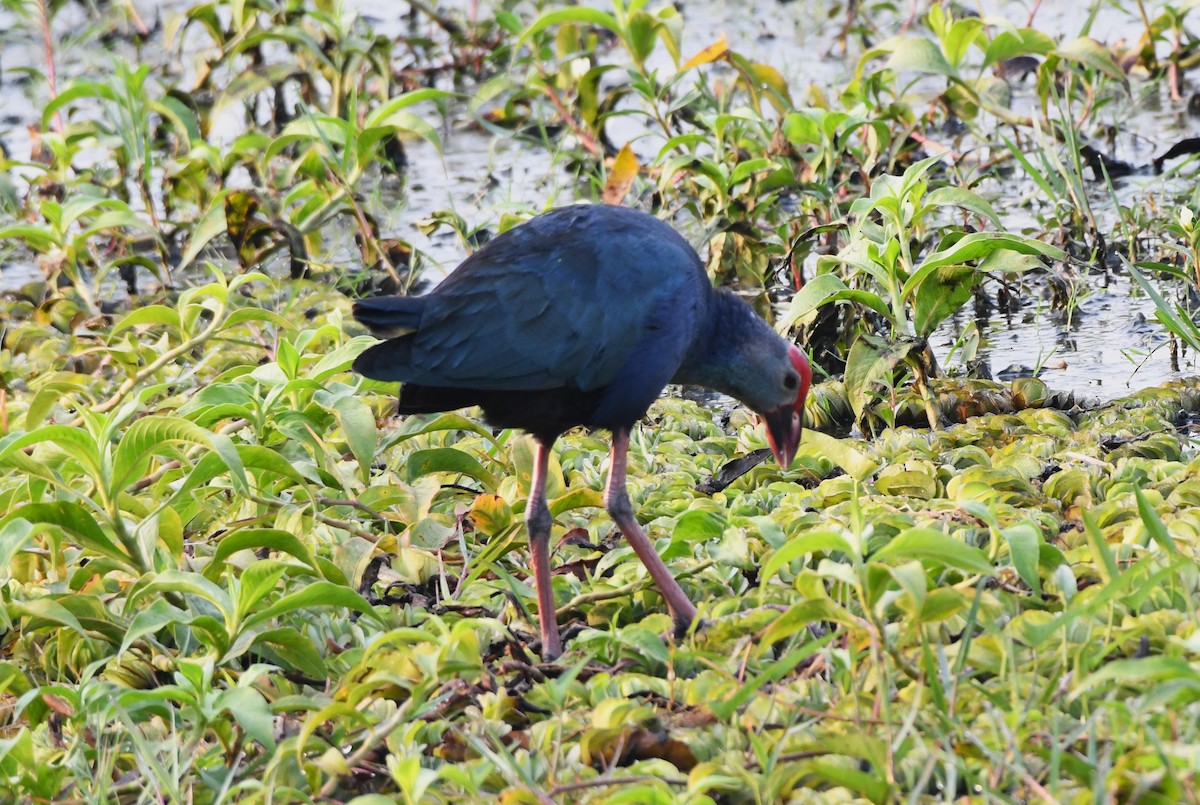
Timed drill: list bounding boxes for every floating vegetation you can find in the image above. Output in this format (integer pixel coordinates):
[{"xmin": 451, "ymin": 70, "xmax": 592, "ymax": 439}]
[{"xmin": 2, "ymin": 0, "xmax": 1200, "ymax": 800}]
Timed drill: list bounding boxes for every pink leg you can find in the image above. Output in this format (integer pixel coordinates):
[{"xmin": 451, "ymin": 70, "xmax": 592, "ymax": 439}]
[
  {"xmin": 526, "ymin": 439, "xmax": 561, "ymax": 659},
  {"xmin": 605, "ymin": 428, "xmax": 698, "ymax": 634}
]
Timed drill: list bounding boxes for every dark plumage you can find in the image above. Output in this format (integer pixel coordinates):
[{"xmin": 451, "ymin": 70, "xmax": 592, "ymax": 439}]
[{"xmin": 354, "ymin": 204, "xmax": 810, "ymax": 658}]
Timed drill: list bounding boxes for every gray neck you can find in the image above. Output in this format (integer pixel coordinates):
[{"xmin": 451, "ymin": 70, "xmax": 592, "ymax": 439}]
[{"xmin": 672, "ymin": 290, "xmax": 753, "ymax": 394}]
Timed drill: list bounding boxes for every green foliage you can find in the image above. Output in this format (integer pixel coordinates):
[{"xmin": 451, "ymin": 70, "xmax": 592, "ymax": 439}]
[
  {"xmin": 785, "ymin": 155, "xmax": 1064, "ymax": 429},
  {"xmin": 3, "ymin": 0, "xmax": 1200, "ymax": 801},
  {"xmin": 3, "ymin": 265, "xmax": 1200, "ymax": 798},
  {"xmin": 1129, "ymin": 207, "xmax": 1200, "ymax": 355}
]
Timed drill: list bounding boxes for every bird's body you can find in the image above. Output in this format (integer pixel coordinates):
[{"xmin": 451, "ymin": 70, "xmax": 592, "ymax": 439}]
[
  {"xmin": 354, "ymin": 204, "xmax": 810, "ymax": 658},
  {"xmin": 357, "ymin": 206, "xmax": 708, "ymax": 438}
]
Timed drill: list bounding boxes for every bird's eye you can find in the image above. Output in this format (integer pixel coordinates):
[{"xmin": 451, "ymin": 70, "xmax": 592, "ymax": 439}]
[{"xmin": 783, "ymin": 373, "xmax": 798, "ymax": 391}]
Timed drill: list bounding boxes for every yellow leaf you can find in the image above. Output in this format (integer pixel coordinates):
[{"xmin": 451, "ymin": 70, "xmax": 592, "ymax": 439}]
[
  {"xmin": 747, "ymin": 62, "xmax": 793, "ymax": 110},
  {"xmin": 602, "ymin": 143, "xmax": 639, "ymax": 205},
  {"xmin": 680, "ymin": 33, "xmax": 729, "ymax": 71}
]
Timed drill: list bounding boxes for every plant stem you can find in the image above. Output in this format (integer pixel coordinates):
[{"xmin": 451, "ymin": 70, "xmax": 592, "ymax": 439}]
[
  {"xmin": 79, "ymin": 308, "xmax": 226, "ymax": 422},
  {"xmin": 907, "ymin": 355, "xmax": 941, "ymax": 431},
  {"xmin": 556, "ymin": 560, "xmax": 715, "ymax": 617},
  {"xmin": 36, "ymin": 0, "xmax": 63, "ymax": 132}
]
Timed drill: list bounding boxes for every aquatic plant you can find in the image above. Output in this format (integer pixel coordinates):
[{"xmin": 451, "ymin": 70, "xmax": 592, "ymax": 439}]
[{"xmin": 0, "ymin": 0, "xmax": 1199, "ymax": 800}]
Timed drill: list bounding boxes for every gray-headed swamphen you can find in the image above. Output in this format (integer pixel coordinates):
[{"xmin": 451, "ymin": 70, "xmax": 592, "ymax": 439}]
[{"xmin": 353, "ymin": 204, "xmax": 811, "ymax": 658}]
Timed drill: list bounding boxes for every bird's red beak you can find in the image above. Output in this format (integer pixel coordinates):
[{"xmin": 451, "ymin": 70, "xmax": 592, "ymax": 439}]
[{"xmin": 762, "ymin": 346, "xmax": 811, "ymax": 469}]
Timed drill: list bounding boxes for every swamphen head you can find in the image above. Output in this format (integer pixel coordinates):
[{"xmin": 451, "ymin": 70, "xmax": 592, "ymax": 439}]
[
  {"xmin": 762, "ymin": 345, "xmax": 811, "ymax": 469},
  {"xmin": 676, "ymin": 290, "xmax": 812, "ymax": 470}
]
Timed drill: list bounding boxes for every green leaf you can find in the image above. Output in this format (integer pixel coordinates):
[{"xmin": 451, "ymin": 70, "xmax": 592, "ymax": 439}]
[
  {"xmin": 119, "ymin": 598, "xmax": 193, "ymax": 658},
  {"xmin": 843, "ymin": 334, "xmax": 920, "ymax": 420},
  {"xmin": 782, "ymin": 110, "xmax": 822, "ymax": 146},
  {"xmin": 406, "ymin": 448, "xmax": 496, "ymax": 488},
  {"xmin": 918, "ymin": 587, "xmax": 968, "ymax": 623},
  {"xmin": 549, "ymin": 487, "xmax": 604, "ymax": 516},
  {"xmin": 0, "ymin": 426, "xmax": 104, "ymax": 482},
  {"xmin": 108, "ymin": 305, "xmax": 182, "ymax": 337},
  {"xmin": 1055, "ymin": 37, "xmax": 1129, "ymax": 84},
  {"xmin": 977, "ymin": 249, "xmax": 1046, "ymax": 275},
  {"xmin": 367, "ymin": 112, "xmax": 443, "ymax": 153},
  {"xmin": 1135, "ymin": 488, "xmax": 1179, "ymax": 555},
  {"xmin": 222, "ymin": 307, "xmax": 294, "ymax": 332},
  {"xmin": 310, "ymin": 336, "xmax": 375, "ymax": 381},
  {"xmin": 889, "ymin": 560, "xmax": 927, "ymax": 615},
  {"xmin": 207, "ymin": 432, "xmax": 249, "ymax": 496},
  {"xmin": 625, "ymin": 10, "xmax": 660, "ymax": 66},
  {"xmin": 800, "ymin": 431, "xmax": 879, "ymax": 481},
  {"xmin": 242, "ymin": 581, "xmax": 375, "ymax": 630},
  {"xmin": 780, "ymin": 273, "xmax": 892, "ymax": 330},
  {"xmin": 331, "ymin": 396, "xmax": 377, "ymax": 483},
  {"xmin": 912, "ymin": 264, "xmax": 979, "ymax": 337},
  {"xmin": 110, "ymin": 416, "xmax": 216, "ymax": 495},
  {"xmin": 237, "ymin": 561, "xmax": 288, "ymax": 620},
  {"xmin": 363, "ymin": 89, "xmax": 456, "ymax": 127},
  {"xmin": 939, "ymin": 17, "xmax": 984, "ymax": 69},
  {"xmin": 924, "ymin": 186, "xmax": 1002, "ymax": 229},
  {"xmin": 1074, "ymin": 656, "xmax": 1200, "ymax": 698},
  {"xmin": 1081, "ymin": 510, "xmax": 1119, "ymax": 583},
  {"xmin": 516, "ymin": 7, "xmax": 621, "ymax": 49},
  {"xmin": 758, "ymin": 599, "xmax": 855, "ymax": 650},
  {"xmin": 872, "ymin": 527, "xmax": 992, "ymax": 575},
  {"xmin": 81, "ymin": 209, "xmax": 156, "ymax": 239},
  {"xmin": 252, "ymin": 627, "xmax": 327, "ymax": 679},
  {"xmin": 178, "ymin": 191, "xmax": 231, "ymax": 271},
  {"xmin": 21, "ymin": 378, "xmax": 88, "ymax": 431},
  {"xmin": 0, "ymin": 224, "xmax": 58, "ymax": 251},
  {"xmin": 188, "ymin": 615, "xmax": 233, "ymax": 655},
  {"xmin": 42, "ymin": 80, "xmax": 118, "ymax": 127},
  {"xmin": 729, "ymin": 157, "xmax": 774, "ymax": 187},
  {"xmin": 902, "ymin": 233, "xmax": 1064, "ymax": 300},
  {"xmin": 10, "ymin": 598, "xmax": 88, "ymax": 638},
  {"xmin": 1002, "ymin": 523, "xmax": 1042, "ymax": 595},
  {"xmin": 672, "ymin": 509, "xmax": 726, "ymax": 542},
  {"xmin": 170, "ymin": 444, "xmax": 307, "ymax": 506},
  {"xmin": 387, "ymin": 413, "xmax": 499, "ymax": 447},
  {"xmin": 806, "ymin": 757, "xmax": 891, "ymax": 804},
  {"xmin": 3, "ymin": 502, "xmax": 129, "ymax": 566},
  {"xmin": 209, "ymin": 528, "xmax": 322, "ymax": 577},
  {"xmin": 761, "ymin": 531, "xmax": 857, "ymax": 585},
  {"xmin": 1128, "ymin": 261, "xmax": 1200, "ymax": 353},
  {"xmin": 0, "ymin": 520, "xmax": 35, "ymax": 579},
  {"xmin": 58, "ymin": 195, "xmax": 123, "ymax": 228},
  {"xmin": 127, "ymin": 570, "xmax": 234, "ymax": 620},
  {"xmin": 982, "ymin": 28, "xmax": 1056, "ymax": 68},
  {"xmin": 510, "ymin": 436, "xmax": 565, "ymax": 498},
  {"xmin": 710, "ymin": 629, "xmax": 836, "ymax": 720},
  {"xmin": 217, "ymin": 686, "xmax": 276, "ymax": 748},
  {"xmin": 266, "ymin": 115, "xmax": 352, "ymax": 160},
  {"xmin": 884, "ymin": 36, "xmax": 955, "ymax": 77}
]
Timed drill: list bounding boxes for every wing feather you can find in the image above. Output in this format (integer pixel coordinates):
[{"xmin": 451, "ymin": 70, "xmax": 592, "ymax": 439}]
[{"xmin": 389, "ymin": 206, "xmax": 709, "ymax": 392}]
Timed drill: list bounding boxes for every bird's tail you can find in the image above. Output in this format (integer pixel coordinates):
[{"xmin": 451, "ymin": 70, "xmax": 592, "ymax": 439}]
[
  {"xmin": 353, "ymin": 337, "xmax": 416, "ymax": 381},
  {"xmin": 353, "ymin": 295, "xmax": 424, "ymax": 381},
  {"xmin": 352, "ymin": 295, "xmax": 424, "ymax": 337}
]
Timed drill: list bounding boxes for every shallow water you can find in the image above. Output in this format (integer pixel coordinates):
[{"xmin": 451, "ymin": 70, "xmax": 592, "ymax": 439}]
[
  {"xmin": 936, "ymin": 271, "xmax": 1196, "ymax": 400},
  {"xmin": 2, "ymin": 0, "xmax": 1198, "ymax": 400}
]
